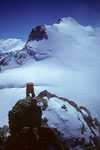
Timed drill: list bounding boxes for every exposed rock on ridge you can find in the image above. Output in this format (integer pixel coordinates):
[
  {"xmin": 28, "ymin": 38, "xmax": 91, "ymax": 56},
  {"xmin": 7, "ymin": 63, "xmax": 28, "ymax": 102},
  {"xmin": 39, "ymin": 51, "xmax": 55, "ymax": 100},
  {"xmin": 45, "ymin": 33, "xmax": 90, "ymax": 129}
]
[
  {"xmin": 0, "ymin": 25, "xmax": 48, "ymax": 71},
  {"xmin": 27, "ymin": 24, "xmax": 48, "ymax": 42},
  {"xmin": 0, "ymin": 90, "xmax": 100, "ymax": 150},
  {"xmin": 37, "ymin": 90, "xmax": 100, "ymax": 149},
  {"xmin": 5, "ymin": 96, "xmax": 69, "ymax": 150},
  {"xmin": 0, "ymin": 50, "xmax": 32, "ymax": 72}
]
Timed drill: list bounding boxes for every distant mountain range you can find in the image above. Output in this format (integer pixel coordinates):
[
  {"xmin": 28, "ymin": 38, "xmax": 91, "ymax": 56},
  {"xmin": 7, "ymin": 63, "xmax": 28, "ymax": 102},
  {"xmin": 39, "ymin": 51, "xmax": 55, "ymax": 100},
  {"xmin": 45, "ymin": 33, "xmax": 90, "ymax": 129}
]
[{"xmin": 0, "ymin": 38, "xmax": 25, "ymax": 52}]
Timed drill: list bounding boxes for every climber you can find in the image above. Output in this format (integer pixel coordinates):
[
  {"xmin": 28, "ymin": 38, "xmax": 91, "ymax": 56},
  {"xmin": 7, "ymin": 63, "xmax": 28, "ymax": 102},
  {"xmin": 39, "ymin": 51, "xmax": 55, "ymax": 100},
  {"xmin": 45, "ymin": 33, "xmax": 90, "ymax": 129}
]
[{"xmin": 26, "ymin": 82, "xmax": 35, "ymax": 98}]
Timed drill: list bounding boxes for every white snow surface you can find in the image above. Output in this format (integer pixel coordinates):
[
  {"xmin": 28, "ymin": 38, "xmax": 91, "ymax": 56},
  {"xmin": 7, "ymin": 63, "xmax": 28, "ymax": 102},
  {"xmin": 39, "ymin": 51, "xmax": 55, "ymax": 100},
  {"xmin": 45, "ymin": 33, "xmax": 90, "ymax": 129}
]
[
  {"xmin": 0, "ymin": 17, "xmax": 100, "ymax": 127},
  {"xmin": 0, "ymin": 38, "xmax": 25, "ymax": 52},
  {"xmin": 42, "ymin": 97, "xmax": 94, "ymax": 144}
]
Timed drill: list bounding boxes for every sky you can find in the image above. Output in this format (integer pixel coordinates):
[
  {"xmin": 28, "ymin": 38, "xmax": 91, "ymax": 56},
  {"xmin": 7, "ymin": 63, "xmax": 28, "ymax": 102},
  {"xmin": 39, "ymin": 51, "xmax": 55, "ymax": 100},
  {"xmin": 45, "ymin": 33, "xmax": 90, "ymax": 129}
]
[{"xmin": 0, "ymin": 0, "xmax": 100, "ymax": 41}]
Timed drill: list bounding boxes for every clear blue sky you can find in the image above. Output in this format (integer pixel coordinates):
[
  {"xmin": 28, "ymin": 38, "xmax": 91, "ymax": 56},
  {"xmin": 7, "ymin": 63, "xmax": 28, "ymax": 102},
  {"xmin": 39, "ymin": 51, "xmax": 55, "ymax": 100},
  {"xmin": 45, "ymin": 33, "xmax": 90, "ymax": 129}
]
[{"xmin": 0, "ymin": 0, "xmax": 100, "ymax": 41}]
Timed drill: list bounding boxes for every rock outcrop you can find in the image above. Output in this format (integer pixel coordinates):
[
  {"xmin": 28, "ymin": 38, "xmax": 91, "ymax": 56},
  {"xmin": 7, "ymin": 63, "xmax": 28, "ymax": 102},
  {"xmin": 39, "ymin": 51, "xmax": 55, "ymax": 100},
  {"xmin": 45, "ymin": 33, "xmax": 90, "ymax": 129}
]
[
  {"xmin": 0, "ymin": 125, "xmax": 10, "ymax": 150},
  {"xmin": 0, "ymin": 50, "xmax": 30, "ymax": 72},
  {"xmin": 0, "ymin": 90, "xmax": 100, "ymax": 150},
  {"xmin": 27, "ymin": 25, "xmax": 48, "ymax": 42},
  {"xmin": 4, "ymin": 96, "xmax": 69, "ymax": 150},
  {"xmin": 37, "ymin": 90, "xmax": 100, "ymax": 150},
  {"xmin": 0, "ymin": 25, "xmax": 48, "ymax": 72},
  {"xmin": 8, "ymin": 97, "xmax": 42, "ymax": 135},
  {"xmin": 5, "ymin": 126, "xmax": 69, "ymax": 150}
]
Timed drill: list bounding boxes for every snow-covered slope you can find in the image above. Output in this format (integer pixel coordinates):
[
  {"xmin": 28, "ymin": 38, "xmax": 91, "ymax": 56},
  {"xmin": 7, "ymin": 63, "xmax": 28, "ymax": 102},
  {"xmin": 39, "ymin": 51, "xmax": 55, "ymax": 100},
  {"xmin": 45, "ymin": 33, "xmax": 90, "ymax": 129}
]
[
  {"xmin": 0, "ymin": 38, "xmax": 25, "ymax": 52},
  {"xmin": 0, "ymin": 17, "xmax": 100, "ymax": 71},
  {"xmin": 0, "ymin": 17, "xmax": 100, "ymax": 126},
  {"xmin": 0, "ymin": 38, "xmax": 26, "ymax": 71},
  {"xmin": 37, "ymin": 90, "xmax": 100, "ymax": 149},
  {"xmin": 25, "ymin": 17, "xmax": 100, "ymax": 69}
]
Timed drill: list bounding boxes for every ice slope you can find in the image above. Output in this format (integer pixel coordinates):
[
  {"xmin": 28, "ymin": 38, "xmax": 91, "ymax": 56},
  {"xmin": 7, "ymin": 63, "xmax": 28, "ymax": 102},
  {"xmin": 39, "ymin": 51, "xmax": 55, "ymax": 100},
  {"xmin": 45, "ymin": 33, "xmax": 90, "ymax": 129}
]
[
  {"xmin": 0, "ymin": 38, "xmax": 25, "ymax": 52},
  {"xmin": 0, "ymin": 17, "xmax": 100, "ymax": 125}
]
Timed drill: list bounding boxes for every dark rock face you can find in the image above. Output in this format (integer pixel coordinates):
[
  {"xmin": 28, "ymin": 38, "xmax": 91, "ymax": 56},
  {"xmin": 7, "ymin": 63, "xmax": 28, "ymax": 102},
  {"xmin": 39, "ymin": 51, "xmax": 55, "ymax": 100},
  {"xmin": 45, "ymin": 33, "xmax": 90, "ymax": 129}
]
[
  {"xmin": 0, "ymin": 50, "xmax": 28, "ymax": 72},
  {"xmin": 28, "ymin": 25, "xmax": 48, "ymax": 42},
  {"xmin": 38, "ymin": 90, "xmax": 56, "ymax": 99},
  {"xmin": 5, "ymin": 126, "xmax": 69, "ymax": 150},
  {"xmin": 58, "ymin": 18, "xmax": 63, "ymax": 23},
  {"xmin": 4, "ymin": 97, "xmax": 69, "ymax": 150},
  {"xmin": 0, "ymin": 55, "xmax": 11, "ymax": 66},
  {"xmin": 0, "ymin": 126, "xmax": 9, "ymax": 138},
  {"xmin": 0, "ymin": 125, "xmax": 10, "ymax": 150},
  {"xmin": 25, "ymin": 45, "xmax": 37, "ymax": 56},
  {"xmin": 8, "ymin": 97, "xmax": 42, "ymax": 135}
]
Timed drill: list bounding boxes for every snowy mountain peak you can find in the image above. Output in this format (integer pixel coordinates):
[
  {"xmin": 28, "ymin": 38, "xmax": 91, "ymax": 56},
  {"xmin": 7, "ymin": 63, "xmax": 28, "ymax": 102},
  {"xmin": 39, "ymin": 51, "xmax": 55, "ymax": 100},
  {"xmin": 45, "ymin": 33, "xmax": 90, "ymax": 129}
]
[
  {"xmin": 0, "ymin": 17, "xmax": 100, "ymax": 73},
  {"xmin": 58, "ymin": 17, "xmax": 79, "ymax": 25},
  {"xmin": 0, "ymin": 38, "xmax": 25, "ymax": 52}
]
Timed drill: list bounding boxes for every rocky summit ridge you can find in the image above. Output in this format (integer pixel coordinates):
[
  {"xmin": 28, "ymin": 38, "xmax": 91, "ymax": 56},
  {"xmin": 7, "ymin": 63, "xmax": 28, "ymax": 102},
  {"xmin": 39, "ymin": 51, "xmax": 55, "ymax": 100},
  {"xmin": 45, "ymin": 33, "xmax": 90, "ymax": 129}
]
[{"xmin": 0, "ymin": 90, "xmax": 100, "ymax": 150}]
